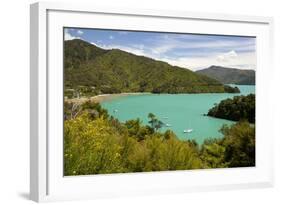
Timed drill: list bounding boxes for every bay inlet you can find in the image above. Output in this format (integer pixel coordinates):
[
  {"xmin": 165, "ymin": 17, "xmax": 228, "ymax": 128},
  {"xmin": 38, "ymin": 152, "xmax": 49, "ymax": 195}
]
[{"xmin": 101, "ymin": 85, "xmax": 255, "ymax": 144}]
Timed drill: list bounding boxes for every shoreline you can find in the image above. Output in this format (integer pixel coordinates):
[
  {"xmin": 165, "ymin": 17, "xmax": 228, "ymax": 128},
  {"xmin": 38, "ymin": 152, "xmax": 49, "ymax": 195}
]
[
  {"xmin": 64, "ymin": 85, "xmax": 255, "ymax": 104},
  {"xmin": 65, "ymin": 92, "xmax": 150, "ymax": 104}
]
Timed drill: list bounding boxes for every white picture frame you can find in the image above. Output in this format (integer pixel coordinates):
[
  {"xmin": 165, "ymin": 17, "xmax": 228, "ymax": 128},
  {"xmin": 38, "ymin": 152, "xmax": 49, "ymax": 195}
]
[{"xmin": 30, "ymin": 1, "xmax": 274, "ymax": 202}]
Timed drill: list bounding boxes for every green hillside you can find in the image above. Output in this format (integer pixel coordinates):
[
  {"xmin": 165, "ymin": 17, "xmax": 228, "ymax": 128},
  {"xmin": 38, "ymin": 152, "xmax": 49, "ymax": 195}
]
[
  {"xmin": 64, "ymin": 39, "xmax": 239, "ymax": 98},
  {"xmin": 196, "ymin": 65, "xmax": 255, "ymax": 85}
]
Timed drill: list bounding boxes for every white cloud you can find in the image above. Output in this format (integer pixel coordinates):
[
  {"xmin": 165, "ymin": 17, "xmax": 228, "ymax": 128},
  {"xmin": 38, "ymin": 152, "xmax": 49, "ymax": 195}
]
[
  {"xmin": 64, "ymin": 29, "xmax": 81, "ymax": 41},
  {"xmin": 148, "ymin": 35, "xmax": 255, "ymax": 56},
  {"xmin": 77, "ymin": 30, "xmax": 84, "ymax": 35},
  {"xmin": 90, "ymin": 42, "xmax": 99, "ymax": 46},
  {"xmin": 152, "ymin": 44, "xmax": 175, "ymax": 55},
  {"xmin": 67, "ymin": 28, "xmax": 255, "ymax": 71},
  {"xmin": 89, "ymin": 39, "xmax": 255, "ymax": 71},
  {"xmin": 159, "ymin": 51, "xmax": 255, "ymax": 71},
  {"xmin": 217, "ymin": 50, "xmax": 238, "ymax": 62}
]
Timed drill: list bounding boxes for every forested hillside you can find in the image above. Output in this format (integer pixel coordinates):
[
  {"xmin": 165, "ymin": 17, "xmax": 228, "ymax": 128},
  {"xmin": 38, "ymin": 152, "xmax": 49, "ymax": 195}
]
[
  {"xmin": 196, "ymin": 66, "xmax": 255, "ymax": 85},
  {"xmin": 64, "ymin": 39, "xmax": 239, "ymax": 97}
]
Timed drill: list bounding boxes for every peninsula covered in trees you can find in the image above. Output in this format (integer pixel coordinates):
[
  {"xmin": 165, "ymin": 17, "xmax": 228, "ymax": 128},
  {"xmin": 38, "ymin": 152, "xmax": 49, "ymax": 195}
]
[
  {"xmin": 207, "ymin": 94, "xmax": 255, "ymax": 123},
  {"xmin": 64, "ymin": 39, "xmax": 240, "ymax": 98}
]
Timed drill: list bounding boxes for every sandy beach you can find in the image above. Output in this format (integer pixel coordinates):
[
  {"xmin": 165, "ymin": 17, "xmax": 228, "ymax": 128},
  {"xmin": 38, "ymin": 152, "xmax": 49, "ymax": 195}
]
[{"xmin": 65, "ymin": 92, "xmax": 150, "ymax": 104}]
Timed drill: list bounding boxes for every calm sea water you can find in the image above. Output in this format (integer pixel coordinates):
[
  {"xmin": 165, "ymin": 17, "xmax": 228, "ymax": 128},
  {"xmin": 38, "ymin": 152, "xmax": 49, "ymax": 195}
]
[{"xmin": 102, "ymin": 85, "xmax": 255, "ymax": 144}]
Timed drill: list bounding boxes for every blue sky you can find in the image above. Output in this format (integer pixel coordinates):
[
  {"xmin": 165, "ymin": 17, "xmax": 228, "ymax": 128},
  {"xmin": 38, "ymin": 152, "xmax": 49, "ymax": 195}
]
[{"xmin": 65, "ymin": 28, "xmax": 256, "ymax": 71}]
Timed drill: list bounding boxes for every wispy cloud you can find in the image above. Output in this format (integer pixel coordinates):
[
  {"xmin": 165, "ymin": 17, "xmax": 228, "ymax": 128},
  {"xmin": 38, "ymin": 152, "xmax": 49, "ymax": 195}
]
[
  {"xmin": 69, "ymin": 28, "xmax": 256, "ymax": 71},
  {"xmin": 147, "ymin": 35, "xmax": 255, "ymax": 57},
  {"xmin": 217, "ymin": 50, "xmax": 238, "ymax": 62},
  {"xmin": 93, "ymin": 41, "xmax": 255, "ymax": 70},
  {"xmin": 77, "ymin": 30, "xmax": 84, "ymax": 35},
  {"xmin": 159, "ymin": 51, "xmax": 256, "ymax": 71},
  {"xmin": 64, "ymin": 29, "xmax": 81, "ymax": 41}
]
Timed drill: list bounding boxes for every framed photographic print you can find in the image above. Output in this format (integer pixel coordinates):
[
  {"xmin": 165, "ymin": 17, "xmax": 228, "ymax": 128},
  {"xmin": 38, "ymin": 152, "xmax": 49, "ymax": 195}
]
[{"xmin": 30, "ymin": 2, "xmax": 274, "ymax": 202}]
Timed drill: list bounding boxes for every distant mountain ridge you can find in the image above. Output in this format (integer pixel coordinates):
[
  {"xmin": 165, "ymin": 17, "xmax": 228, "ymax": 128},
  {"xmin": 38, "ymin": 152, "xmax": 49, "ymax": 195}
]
[
  {"xmin": 196, "ymin": 66, "xmax": 255, "ymax": 85},
  {"xmin": 64, "ymin": 39, "xmax": 239, "ymax": 97}
]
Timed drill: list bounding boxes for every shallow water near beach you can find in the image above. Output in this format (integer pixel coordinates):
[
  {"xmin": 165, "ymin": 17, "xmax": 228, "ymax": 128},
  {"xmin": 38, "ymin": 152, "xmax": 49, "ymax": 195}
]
[{"xmin": 102, "ymin": 85, "xmax": 255, "ymax": 144}]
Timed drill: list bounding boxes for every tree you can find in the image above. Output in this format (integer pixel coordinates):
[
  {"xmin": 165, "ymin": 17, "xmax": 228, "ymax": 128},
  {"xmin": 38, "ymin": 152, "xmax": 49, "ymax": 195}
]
[
  {"xmin": 220, "ymin": 121, "xmax": 255, "ymax": 167},
  {"xmin": 148, "ymin": 113, "xmax": 164, "ymax": 131},
  {"xmin": 125, "ymin": 118, "xmax": 152, "ymax": 141},
  {"xmin": 200, "ymin": 139, "xmax": 229, "ymax": 168}
]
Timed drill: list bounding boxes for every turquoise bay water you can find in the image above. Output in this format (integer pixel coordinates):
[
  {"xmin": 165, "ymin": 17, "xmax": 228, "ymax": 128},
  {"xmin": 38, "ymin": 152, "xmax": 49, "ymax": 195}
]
[{"xmin": 102, "ymin": 85, "xmax": 255, "ymax": 144}]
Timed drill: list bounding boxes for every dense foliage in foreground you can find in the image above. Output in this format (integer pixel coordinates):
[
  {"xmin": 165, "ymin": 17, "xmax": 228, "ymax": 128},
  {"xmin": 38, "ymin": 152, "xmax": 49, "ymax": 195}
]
[
  {"xmin": 64, "ymin": 39, "xmax": 239, "ymax": 98},
  {"xmin": 207, "ymin": 94, "xmax": 255, "ymax": 123},
  {"xmin": 64, "ymin": 101, "xmax": 255, "ymax": 176}
]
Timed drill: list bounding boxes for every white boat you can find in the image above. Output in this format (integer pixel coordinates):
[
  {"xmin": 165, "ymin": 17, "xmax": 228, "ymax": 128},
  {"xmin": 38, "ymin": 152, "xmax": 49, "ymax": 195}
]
[
  {"xmin": 183, "ymin": 120, "xmax": 193, "ymax": 133},
  {"xmin": 183, "ymin": 129, "xmax": 193, "ymax": 133},
  {"xmin": 166, "ymin": 123, "xmax": 171, "ymax": 127},
  {"xmin": 113, "ymin": 109, "xmax": 118, "ymax": 113}
]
